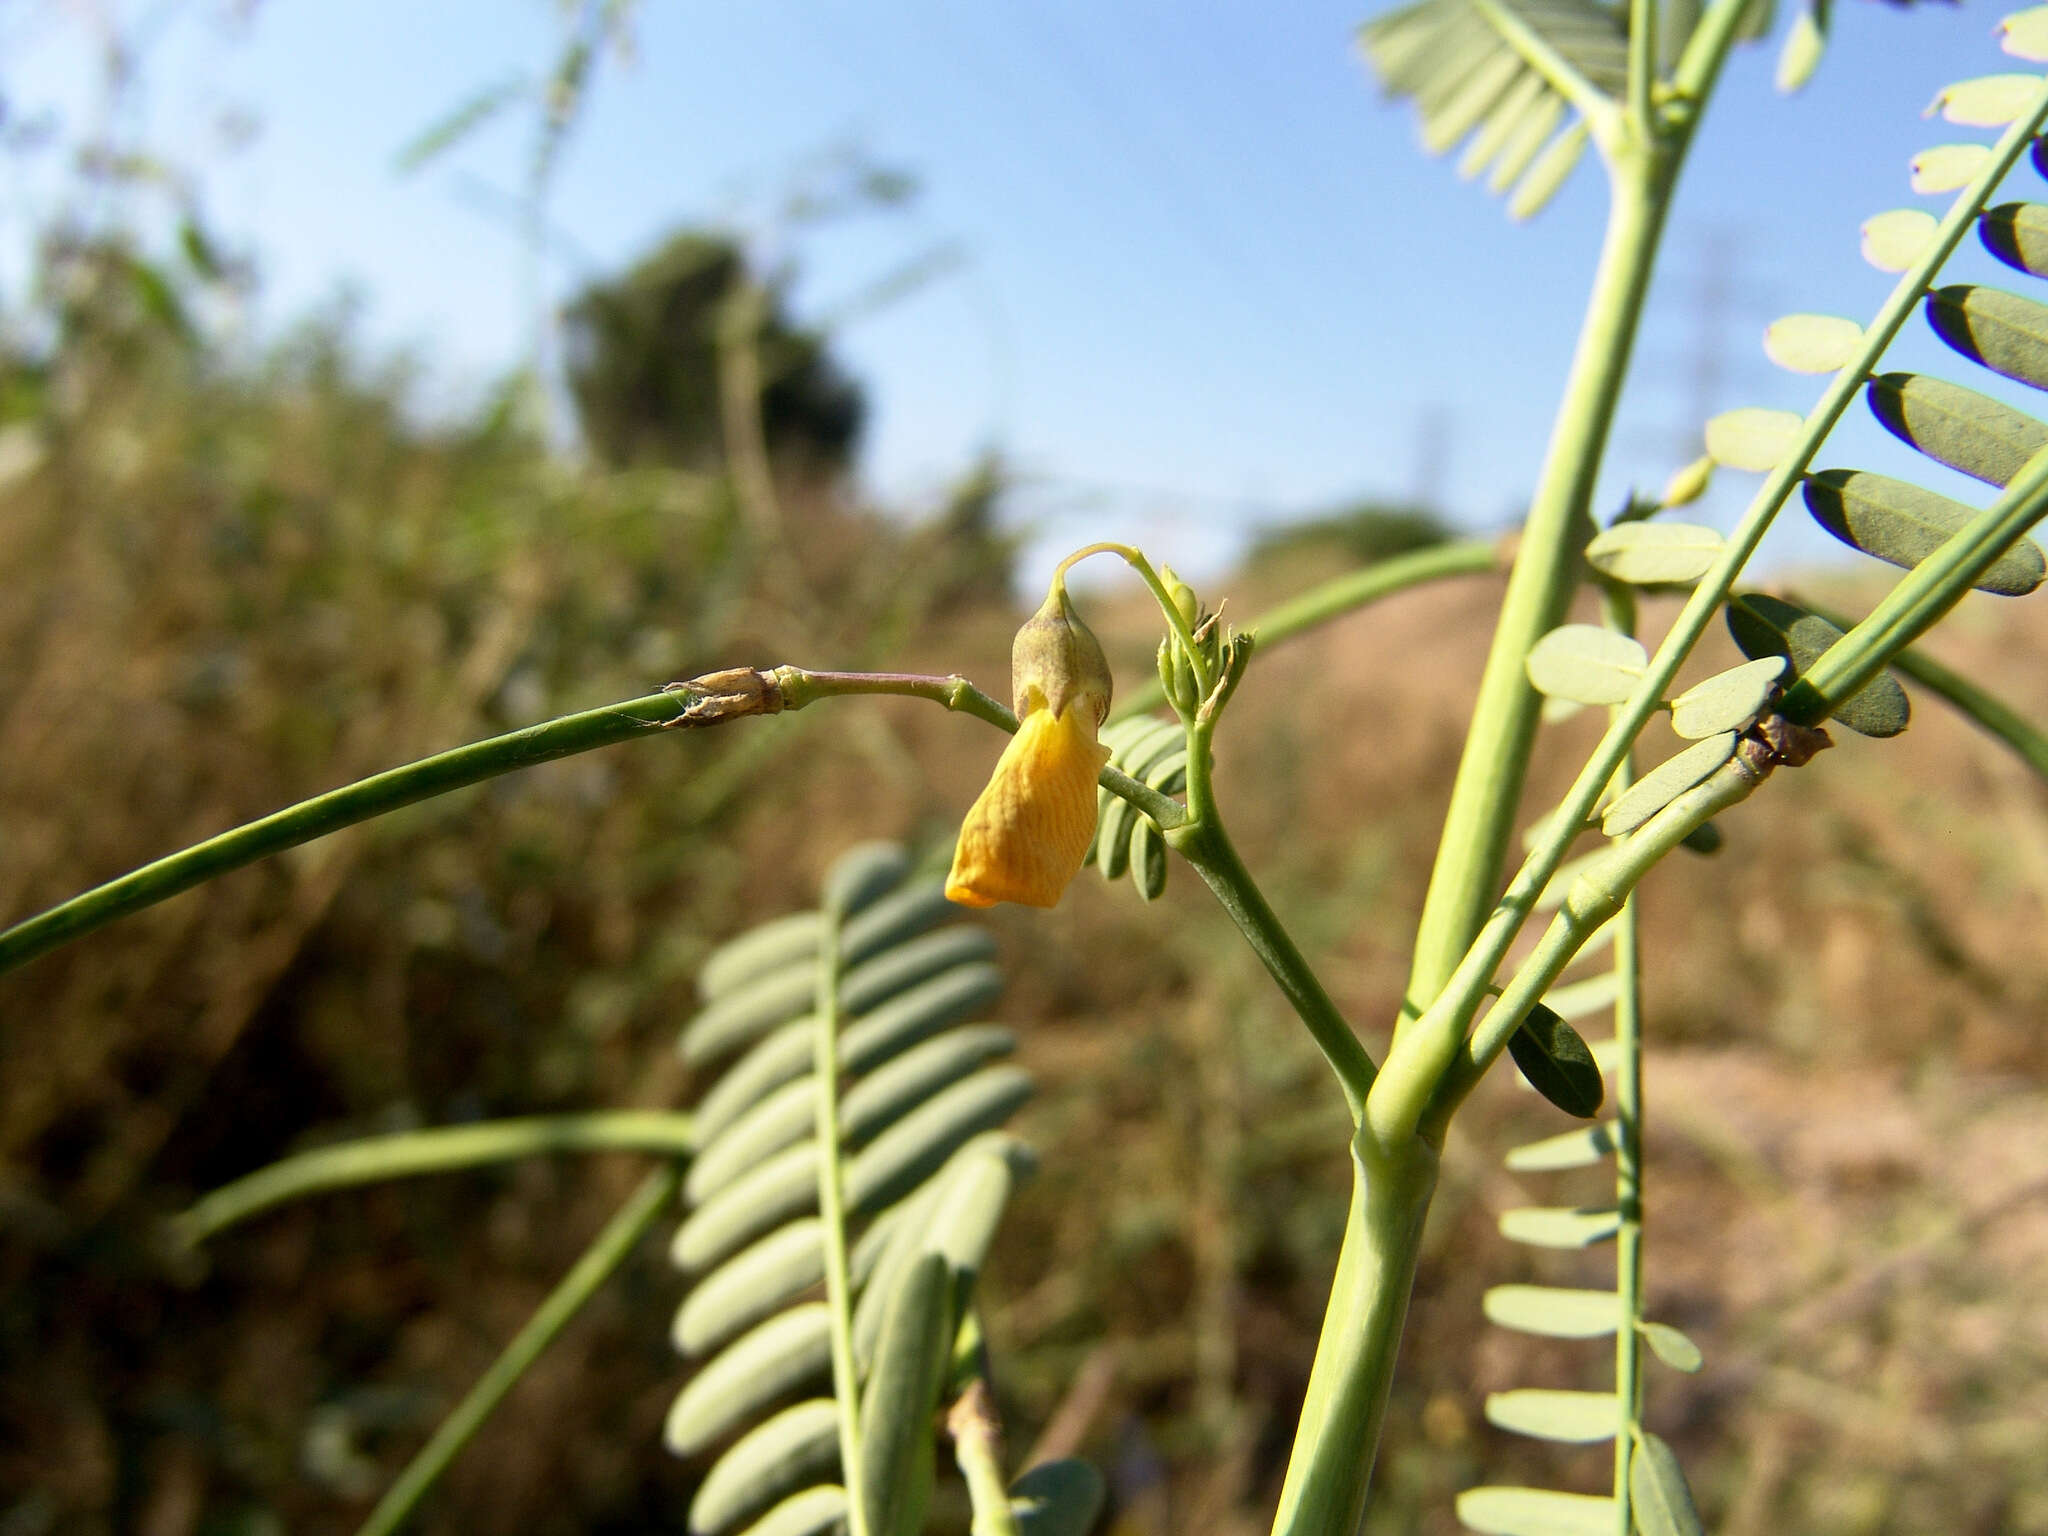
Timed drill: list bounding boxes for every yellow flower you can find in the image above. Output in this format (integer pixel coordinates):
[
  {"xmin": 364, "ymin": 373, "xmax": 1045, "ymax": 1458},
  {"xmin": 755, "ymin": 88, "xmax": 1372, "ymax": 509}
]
[
  {"xmin": 947, "ymin": 576, "xmax": 1114, "ymax": 909},
  {"xmin": 946, "ymin": 690, "xmax": 1112, "ymax": 908}
]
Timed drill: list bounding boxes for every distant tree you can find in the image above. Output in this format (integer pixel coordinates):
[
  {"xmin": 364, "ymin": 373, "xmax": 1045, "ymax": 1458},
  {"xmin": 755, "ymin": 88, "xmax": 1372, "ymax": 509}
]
[
  {"xmin": 560, "ymin": 231, "xmax": 864, "ymax": 474},
  {"xmin": 1244, "ymin": 499, "xmax": 1451, "ymax": 572}
]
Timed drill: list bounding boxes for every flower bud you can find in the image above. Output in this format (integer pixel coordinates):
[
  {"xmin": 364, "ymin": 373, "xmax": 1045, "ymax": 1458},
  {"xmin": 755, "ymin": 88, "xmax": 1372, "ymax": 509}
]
[{"xmin": 1011, "ymin": 580, "xmax": 1112, "ymax": 725}]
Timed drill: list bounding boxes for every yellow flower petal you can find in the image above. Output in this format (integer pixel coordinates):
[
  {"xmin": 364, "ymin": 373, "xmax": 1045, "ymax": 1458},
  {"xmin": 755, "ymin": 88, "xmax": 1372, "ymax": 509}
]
[{"xmin": 946, "ymin": 703, "xmax": 1112, "ymax": 909}]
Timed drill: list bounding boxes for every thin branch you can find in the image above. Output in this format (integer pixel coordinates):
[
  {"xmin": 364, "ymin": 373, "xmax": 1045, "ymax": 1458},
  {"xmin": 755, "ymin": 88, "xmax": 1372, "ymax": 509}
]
[
  {"xmin": 354, "ymin": 1166, "xmax": 681, "ymax": 1536},
  {"xmin": 815, "ymin": 886, "xmax": 871, "ymax": 1536},
  {"xmin": 0, "ymin": 667, "xmax": 1181, "ymax": 978},
  {"xmin": 173, "ymin": 1112, "xmax": 696, "ymax": 1245}
]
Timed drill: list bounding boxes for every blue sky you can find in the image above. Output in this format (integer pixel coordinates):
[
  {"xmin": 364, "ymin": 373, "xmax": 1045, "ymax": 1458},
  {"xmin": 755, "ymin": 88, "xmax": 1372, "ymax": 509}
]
[{"xmin": 5, "ymin": 2, "xmax": 2039, "ymax": 586}]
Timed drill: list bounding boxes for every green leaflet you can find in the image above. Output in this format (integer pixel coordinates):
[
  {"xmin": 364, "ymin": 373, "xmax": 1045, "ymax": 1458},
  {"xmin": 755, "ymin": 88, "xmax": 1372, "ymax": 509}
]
[
  {"xmin": 1630, "ymin": 1433, "xmax": 1707, "ymax": 1536},
  {"xmin": 1503, "ymin": 1121, "xmax": 1618, "ymax": 1171},
  {"xmin": 675, "ymin": 1220, "xmax": 827, "ymax": 1359},
  {"xmin": 1639, "ymin": 1320, "xmax": 1705, "ymax": 1374},
  {"xmin": 2000, "ymin": 6, "xmax": 2048, "ymax": 62},
  {"xmin": 681, "ymin": 925, "xmax": 996, "ymax": 1064},
  {"xmin": 1508, "ymin": 120, "xmax": 1589, "ymax": 223},
  {"xmin": 731, "ymin": 1486, "xmax": 848, "ymax": 1536},
  {"xmin": 858, "ymin": 1252, "xmax": 952, "ymax": 1536},
  {"xmin": 1668, "ymin": 658, "xmax": 1784, "ymax": 739},
  {"xmin": 688, "ymin": 1400, "xmax": 840, "ymax": 1536},
  {"xmin": 1928, "ymin": 72, "xmax": 2047, "ymax": 129},
  {"xmin": 1483, "ymin": 1388, "xmax": 1621, "ymax": 1443},
  {"xmin": 692, "ymin": 961, "xmax": 1004, "ymax": 1143},
  {"xmin": 1507, "ymin": 1002, "xmax": 1604, "ymax": 1119},
  {"xmin": 1804, "ymin": 468, "xmax": 2047, "ymax": 594},
  {"xmin": 1455, "ymin": 1486, "xmax": 1616, "ymax": 1535},
  {"xmin": 1926, "ymin": 283, "xmax": 2048, "ymax": 394},
  {"xmin": 1497, "ymin": 1205, "xmax": 1621, "ymax": 1248},
  {"xmin": 1866, "ymin": 372, "xmax": 2048, "ymax": 490},
  {"xmin": 1090, "ymin": 715, "xmax": 1185, "ymax": 897},
  {"xmin": 1726, "ymin": 592, "xmax": 1911, "ymax": 738},
  {"xmin": 700, "ymin": 913, "xmax": 823, "ymax": 1004},
  {"xmin": 1010, "ymin": 1459, "xmax": 1108, "ymax": 1536},
  {"xmin": 1600, "ymin": 733, "xmax": 1736, "ymax": 837},
  {"xmin": 1539, "ymin": 970, "xmax": 1619, "ymax": 1021},
  {"xmin": 1981, "ymin": 201, "xmax": 2048, "ymax": 280},
  {"xmin": 1525, "ymin": 624, "xmax": 1648, "ymax": 705},
  {"xmin": 1774, "ymin": 2, "xmax": 1827, "ymax": 93},
  {"xmin": 1762, "ymin": 312, "xmax": 1861, "ymax": 374},
  {"xmin": 665, "ymin": 1304, "xmax": 833, "ymax": 1457},
  {"xmin": 1482, "ymin": 1285, "xmax": 1623, "ymax": 1338},
  {"xmin": 1703, "ymin": 406, "xmax": 1803, "ymax": 471},
  {"xmin": 1862, "ymin": 208, "xmax": 1939, "ymax": 273},
  {"xmin": 1910, "ymin": 142, "xmax": 1993, "ymax": 195},
  {"xmin": 674, "ymin": 1142, "xmax": 820, "ymax": 1274},
  {"xmin": 1584, "ymin": 520, "xmax": 1723, "ymax": 584}
]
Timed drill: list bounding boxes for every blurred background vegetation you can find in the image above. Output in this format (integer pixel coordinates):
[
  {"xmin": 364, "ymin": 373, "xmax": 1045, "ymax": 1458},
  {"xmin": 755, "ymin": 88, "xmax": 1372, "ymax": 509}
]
[{"xmin": 5, "ymin": 8, "xmax": 2048, "ymax": 1536}]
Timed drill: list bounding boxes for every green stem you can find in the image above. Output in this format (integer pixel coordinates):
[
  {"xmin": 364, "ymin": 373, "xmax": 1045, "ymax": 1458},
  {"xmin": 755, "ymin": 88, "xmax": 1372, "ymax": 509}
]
[
  {"xmin": 1800, "ymin": 601, "xmax": 2048, "ymax": 784},
  {"xmin": 1600, "ymin": 584, "xmax": 1644, "ymax": 1536},
  {"xmin": 173, "ymin": 1112, "xmax": 695, "ymax": 1244},
  {"xmin": 0, "ymin": 668, "xmax": 1178, "ymax": 979},
  {"xmin": 1173, "ymin": 811, "xmax": 1376, "ymax": 1122},
  {"xmin": 815, "ymin": 888, "xmax": 871, "ymax": 1536},
  {"xmin": 1059, "ymin": 541, "xmax": 1216, "ymax": 700},
  {"xmin": 0, "ymin": 690, "xmax": 680, "ymax": 976},
  {"xmin": 1428, "ymin": 752, "xmax": 1760, "ymax": 1126},
  {"xmin": 1394, "ymin": 148, "xmax": 1673, "ymax": 1051},
  {"xmin": 950, "ymin": 1377, "xmax": 1022, "ymax": 1536},
  {"xmin": 1611, "ymin": 890, "xmax": 1644, "ymax": 1536},
  {"xmin": 354, "ymin": 1165, "xmax": 681, "ymax": 1536},
  {"xmin": 1267, "ymin": 1135, "xmax": 1438, "ymax": 1536},
  {"xmin": 1377, "ymin": 56, "xmax": 2048, "ymax": 1140}
]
